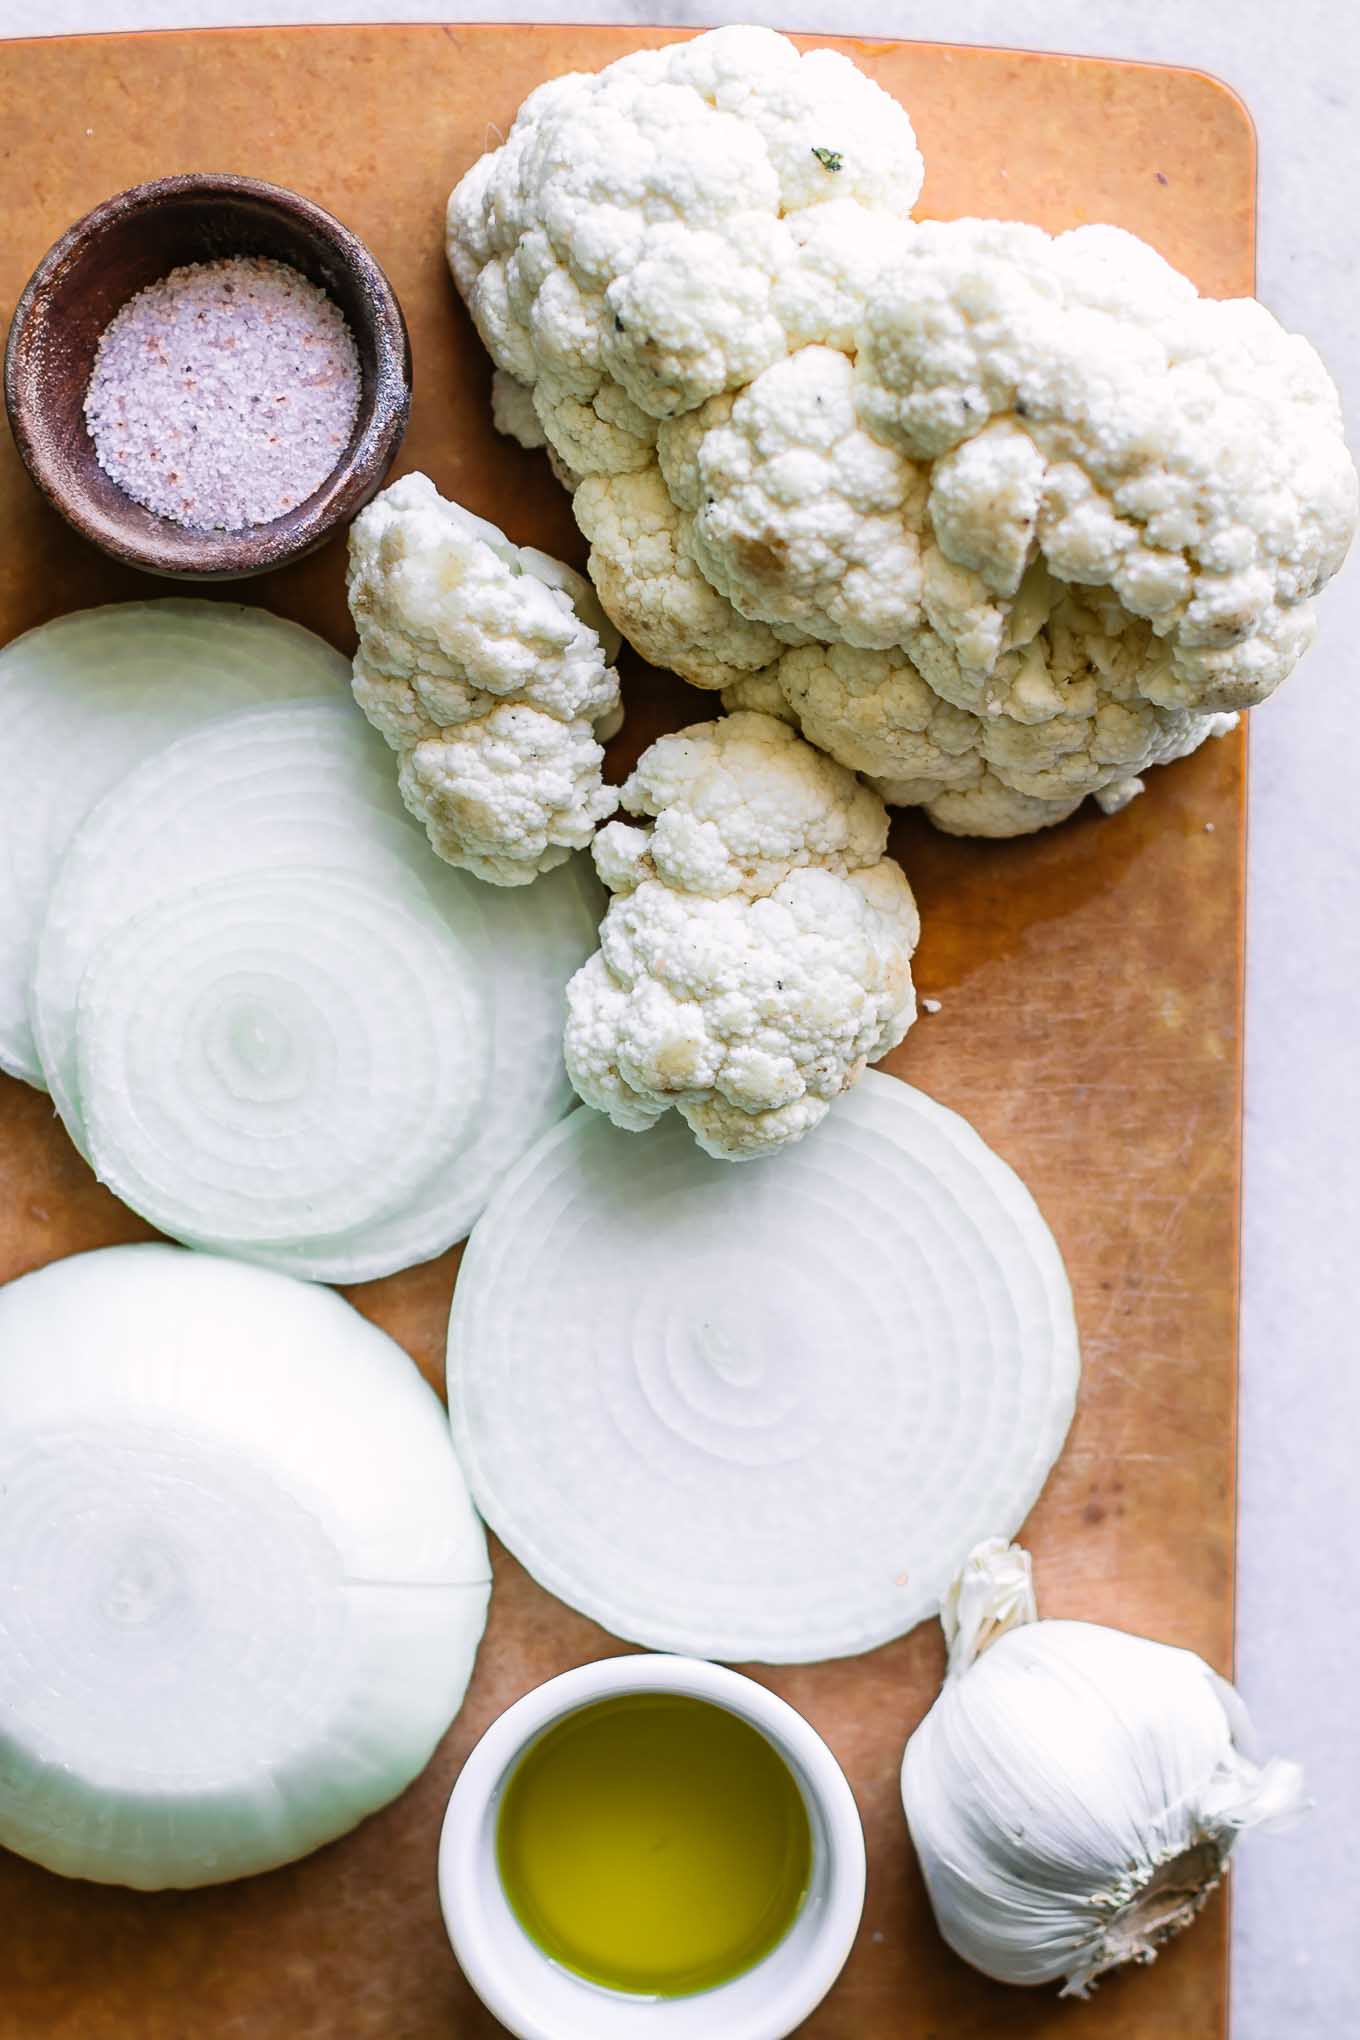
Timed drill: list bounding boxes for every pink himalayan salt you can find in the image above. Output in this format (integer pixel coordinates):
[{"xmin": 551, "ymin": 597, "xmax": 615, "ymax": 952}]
[{"xmin": 84, "ymin": 254, "xmax": 361, "ymax": 532}]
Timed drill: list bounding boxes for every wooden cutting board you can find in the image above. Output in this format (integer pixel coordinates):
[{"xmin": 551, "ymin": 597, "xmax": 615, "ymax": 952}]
[{"xmin": 0, "ymin": 25, "xmax": 1253, "ymax": 2040}]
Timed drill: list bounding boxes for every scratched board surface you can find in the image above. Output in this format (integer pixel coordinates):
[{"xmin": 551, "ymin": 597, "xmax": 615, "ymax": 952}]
[{"xmin": 0, "ymin": 26, "xmax": 1252, "ymax": 2040}]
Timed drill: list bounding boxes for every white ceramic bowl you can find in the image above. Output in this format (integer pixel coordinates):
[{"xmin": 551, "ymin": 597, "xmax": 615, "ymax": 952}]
[{"xmin": 438, "ymin": 1654, "xmax": 866, "ymax": 2040}]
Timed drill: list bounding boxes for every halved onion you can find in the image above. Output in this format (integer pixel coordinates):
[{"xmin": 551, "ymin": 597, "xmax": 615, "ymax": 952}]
[
  {"xmin": 0, "ymin": 1243, "xmax": 490, "ymax": 1889},
  {"xmin": 32, "ymin": 699, "xmax": 601, "ymax": 1281},
  {"xmin": 0, "ymin": 602, "xmax": 346, "ymax": 1084},
  {"xmin": 447, "ymin": 1071, "xmax": 1079, "ymax": 1664}
]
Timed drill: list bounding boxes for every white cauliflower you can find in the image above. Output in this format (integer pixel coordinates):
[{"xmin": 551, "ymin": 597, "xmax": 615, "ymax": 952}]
[
  {"xmin": 446, "ymin": 25, "xmax": 923, "ymax": 452},
  {"xmin": 346, "ymin": 472, "xmax": 622, "ymax": 883},
  {"xmin": 448, "ymin": 33, "xmax": 1355, "ymax": 836},
  {"xmin": 854, "ymin": 219, "xmax": 1354, "ymax": 709},
  {"xmin": 563, "ymin": 711, "xmax": 920, "ymax": 1161},
  {"xmin": 575, "ymin": 464, "xmax": 790, "ymax": 692},
  {"xmin": 692, "ymin": 222, "xmax": 1353, "ymax": 827}
]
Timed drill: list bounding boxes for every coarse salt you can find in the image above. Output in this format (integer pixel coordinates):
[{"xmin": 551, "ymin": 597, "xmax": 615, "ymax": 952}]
[{"xmin": 84, "ymin": 254, "xmax": 361, "ymax": 532}]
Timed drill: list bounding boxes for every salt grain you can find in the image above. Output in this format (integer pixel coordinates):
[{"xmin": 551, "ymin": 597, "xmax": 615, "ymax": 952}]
[{"xmin": 84, "ymin": 254, "xmax": 361, "ymax": 532}]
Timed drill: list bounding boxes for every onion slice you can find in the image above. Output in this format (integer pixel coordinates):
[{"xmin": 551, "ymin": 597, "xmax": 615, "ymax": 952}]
[
  {"xmin": 32, "ymin": 700, "xmax": 427, "ymax": 1148},
  {"xmin": 0, "ymin": 602, "xmax": 346, "ymax": 1084},
  {"xmin": 447, "ymin": 1071, "xmax": 1079, "ymax": 1663},
  {"xmin": 32, "ymin": 699, "xmax": 601, "ymax": 1281},
  {"xmin": 283, "ymin": 852, "xmax": 600, "ymax": 1282},
  {"xmin": 77, "ymin": 866, "xmax": 486, "ymax": 1252},
  {"xmin": 0, "ymin": 1244, "xmax": 490, "ymax": 1888}
]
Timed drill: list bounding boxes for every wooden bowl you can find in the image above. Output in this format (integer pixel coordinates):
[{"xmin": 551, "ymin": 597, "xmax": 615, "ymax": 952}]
[{"xmin": 3, "ymin": 173, "xmax": 411, "ymax": 580}]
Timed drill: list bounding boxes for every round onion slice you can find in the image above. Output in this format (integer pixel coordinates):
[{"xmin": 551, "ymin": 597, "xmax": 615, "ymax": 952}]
[
  {"xmin": 0, "ymin": 602, "xmax": 346, "ymax": 1084},
  {"xmin": 32, "ymin": 699, "xmax": 602, "ymax": 1281},
  {"xmin": 0, "ymin": 1244, "xmax": 490, "ymax": 1888},
  {"xmin": 263, "ymin": 852, "xmax": 601, "ymax": 1283},
  {"xmin": 77, "ymin": 866, "xmax": 486, "ymax": 1251},
  {"xmin": 32, "ymin": 700, "xmax": 419, "ymax": 1147},
  {"xmin": 447, "ymin": 1072, "xmax": 1079, "ymax": 1664}
]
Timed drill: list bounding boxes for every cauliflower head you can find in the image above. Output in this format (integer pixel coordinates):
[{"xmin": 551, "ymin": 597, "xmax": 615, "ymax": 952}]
[
  {"xmin": 448, "ymin": 32, "xmax": 1356, "ymax": 836},
  {"xmin": 563, "ymin": 712, "xmax": 920, "ymax": 1161},
  {"xmin": 346, "ymin": 472, "xmax": 622, "ymax": 883}
]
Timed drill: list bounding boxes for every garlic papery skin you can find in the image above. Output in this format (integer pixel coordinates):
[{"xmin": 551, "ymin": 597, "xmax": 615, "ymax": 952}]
[{"xmin": 901, "ymin": 1540, "xmax": 1306, "ymax": 1996}]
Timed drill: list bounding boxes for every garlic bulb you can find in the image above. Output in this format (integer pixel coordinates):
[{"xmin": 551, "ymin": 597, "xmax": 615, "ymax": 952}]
[{"xmin": 901, "ymin": 1540, "xmax": 1305, "ymax": 1995}]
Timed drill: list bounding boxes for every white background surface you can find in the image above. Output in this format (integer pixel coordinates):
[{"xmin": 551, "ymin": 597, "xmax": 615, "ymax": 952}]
[{"xmin": 3, "ymin": 2, "xmax": 1356, "ymax": 2033}]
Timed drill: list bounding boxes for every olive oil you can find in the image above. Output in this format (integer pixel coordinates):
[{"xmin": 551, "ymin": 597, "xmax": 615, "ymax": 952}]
[{"xmin": 496, "ymin": 1692, "xmax": 813, "ymax": 1997}]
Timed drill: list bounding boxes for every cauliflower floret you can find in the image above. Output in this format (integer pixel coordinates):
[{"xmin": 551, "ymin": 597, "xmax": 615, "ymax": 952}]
[
  {"xmin": 574, "ymin": 464, "xmax": 786, "ymax": 690},
  {"xmin": 490, "ymin": 369, "xmax": 547, "ymax": 450},
  {"xmin": 532, "ymin": 372, "xmax": 659, "ymax": 479},
  {"xmin": 895, "ymin": 774, "xmax": 1085, "ymax": 839},
  {"xmin": 615, "ymin": 709, "xmax": 890, "ymax": 895},
  {"xmin": 447, "ymin": 24, "xmax": 923, "ymax": 455},
  {"xmin": 347, "ymin": 471, "xmax": 621, "ymax": 883},
  {"xmin": 563, "ymin": 711, "xmax": 919, "ymax": 1161},
  {"xmin": 720, "ymin": 669, "xmax": 799, "ymax": 724},
  {"xmin": 856, "ymin": 219, "xmax": 1357, "ymax": 707},
  {"xmin": 399, "ymin": 704, "xmax": 613, "ymax": 885},
  {"xmin": 775, "ymin": 201, "xmax": 915, "ymax": 355},
  {"xmin": 763, "ymin": 614, "xmax": 1238, "ymax": 822},
  {"xmin": 770, "ymin": 642, "xmax": 986, "ymax": 790},
  {"xmin": 663, "ymin": 346, "xmax": 930, "ymax": 650}
]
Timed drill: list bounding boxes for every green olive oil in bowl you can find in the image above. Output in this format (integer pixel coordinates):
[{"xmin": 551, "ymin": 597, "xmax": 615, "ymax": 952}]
[{"xmin": 495, "ymin": 1693, "xmax": 813, "ymax": 1998}]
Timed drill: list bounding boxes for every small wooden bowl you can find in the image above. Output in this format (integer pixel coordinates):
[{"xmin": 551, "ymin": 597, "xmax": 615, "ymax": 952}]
[{"xmin": 4, "ymin": 173, "xmax": 411, "ymax": 580}]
